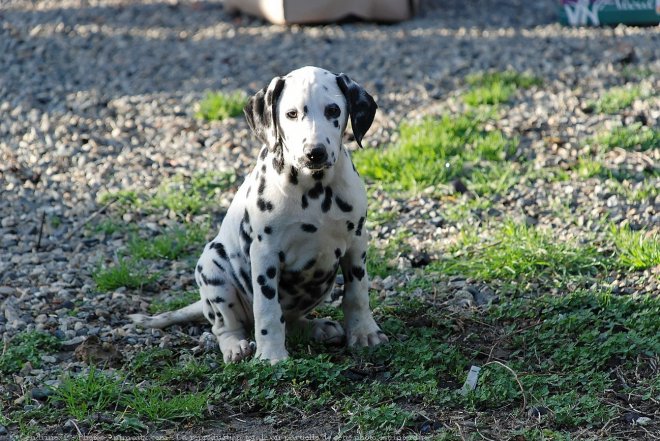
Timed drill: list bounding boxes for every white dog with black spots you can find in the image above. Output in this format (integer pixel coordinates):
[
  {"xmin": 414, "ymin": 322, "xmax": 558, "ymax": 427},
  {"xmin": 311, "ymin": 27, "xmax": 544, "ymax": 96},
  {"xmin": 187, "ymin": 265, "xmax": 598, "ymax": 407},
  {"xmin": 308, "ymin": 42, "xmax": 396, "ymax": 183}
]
[{"xmin": 130, "ymin": 66, "xmax": 388, "ymax": 364}]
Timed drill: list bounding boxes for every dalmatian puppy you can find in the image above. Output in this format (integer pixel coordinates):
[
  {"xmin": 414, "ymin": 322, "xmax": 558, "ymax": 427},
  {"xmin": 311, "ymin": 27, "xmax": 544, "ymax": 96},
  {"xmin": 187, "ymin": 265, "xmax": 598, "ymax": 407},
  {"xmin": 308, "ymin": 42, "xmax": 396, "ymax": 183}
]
[{"xmin": 130, "ymin": 66, "xmax": 388, "ymax": 364}]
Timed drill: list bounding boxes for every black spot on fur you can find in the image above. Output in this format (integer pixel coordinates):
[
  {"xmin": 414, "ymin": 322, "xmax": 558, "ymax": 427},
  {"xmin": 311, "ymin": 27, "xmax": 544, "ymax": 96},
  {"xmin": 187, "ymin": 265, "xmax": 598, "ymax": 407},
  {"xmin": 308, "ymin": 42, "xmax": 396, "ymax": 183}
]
[
  {"xmin": 356, "ymin": 216, "xmax": 365, "ymax": 236},
  {"xmin": 212, "ymin": 259, "xmax": 225, "ymax": 271},
  {"xmin": 312, "ymin": 170, "xmax": 324, "ymax": 180},
  {"xmin": 260, "ymin": 147, "xmax": 268, "ymax": 160},
  {"xmin": 301, "ymin": 194, "xmax": 308, "ymax": 209},
  {"xmin": 352, "ymin": 266, "xmax": 365, "ymax": 281},
  {"xmin": 303, "ymin": 105, "xmax": 308, "ymax": 114},
  {"xmin": 346, "ymin": 221, "xmax": 355, "ymax": 231},
  {"xmin": 258, "ymin": 177, "xmax": 266, "ymax": 195},
  {"xmin": 266, "ymin": 266, "xmax": 277, "ymax": 278},
  {"xmin": 243, "ymin": 210, "xmax": 250, "ymax": 224},
  {"xmin": 211, "ymin": 242, "xmax": 229, "ymax": 260},
  {"xmin": 257, "ymin": 198, "xmax": 274, "ymax": 212},
  {"xmin": 335, "ymin": 248, "xmax": 342, "ymax": 258},
  {"xmin": 289, "ymin": 166, "xmax": 298, "ymax": 185},
  {"xmin": 335, "ymin": 196, "xmax": 353, "ymax": 212},
  {"xmin": 280, "ymin": 315, "xmax": 285, "ymax": 323},
  {"xmin": 240, "ymin": 223, "xmax": 252, "ymax": 245},
  {"xmin": 361, "ymin": 251, "xmax": 367, "ymax": 262},
  {"xmin": 228, "ymin": 303, "xmax": 234, "ymax": 308},
  {"xmin": 303, "ymin": 258, "xmax": 317, "ymax": 270},
  {"xmin": 261, "ymin": 164, "xmax": 266, "ymax": 173},
  {"xmin": 322, "ymin": 186, "xmax": 333, "ymax": 212},
  {"xmin": 261, "ymin": 284, "xmax": 276, "ymax": 299},
  {"xmin": 308, "ymin": 182, "xmax": 324, "ymax": 198},
  {"xmin": 213, "ymin": 297, "xmax": 225, "ymax": 303},
  {"xmin": 333, "ymin": 120, "xmax": 339, "ymax": 128},
  {"xmin": 301, "ymin": 223, "xmax": 317, "ymax": 233},
  {"xmin": 207, "ymin": 311, "xmax": 215, "ymax": 321},
  {"xmin": 196, "ymin": 264, "xmax": 203, "ymax": 273},
  {"xmin": 326, "ymin": 137, "xmax": 330, "ymax": 144},
  {"xmin": 240, "ymin": 268, "xmax": 253, "ymax": 294},
  {"xmin": 257, "ymin": 275, "xmax": 266, "ymax": 286},
  {"xmin": 279, "ymin": 251, "xmax": 286, "ymax": 263},
  {"xmin": 261, "ymin": 329, "xmax": 268, "ymax": 335},
  {"xmin": 272, "ymin": 156, "xmax": 284, "ymax": 174}
]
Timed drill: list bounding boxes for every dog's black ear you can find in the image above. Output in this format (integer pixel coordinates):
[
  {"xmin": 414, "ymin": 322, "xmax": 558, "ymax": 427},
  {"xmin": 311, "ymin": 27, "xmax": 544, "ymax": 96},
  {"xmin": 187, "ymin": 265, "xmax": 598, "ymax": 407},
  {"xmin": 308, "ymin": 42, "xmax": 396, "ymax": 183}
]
[
  {"xmin": 335, "ymin": 73, "xmax": 377, "ymax": 148},
  {"xmin": 244, "ymin": 76, "xmax": 286, "ymax": 147}
]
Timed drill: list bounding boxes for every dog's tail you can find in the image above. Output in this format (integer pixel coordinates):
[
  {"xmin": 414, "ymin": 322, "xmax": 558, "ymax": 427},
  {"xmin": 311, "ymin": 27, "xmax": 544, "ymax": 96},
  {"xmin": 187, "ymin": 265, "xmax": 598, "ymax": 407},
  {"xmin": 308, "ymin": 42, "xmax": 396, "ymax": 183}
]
[{"xmin": 129, "ymin": 300, "xmax": 205, "ymax": 328}]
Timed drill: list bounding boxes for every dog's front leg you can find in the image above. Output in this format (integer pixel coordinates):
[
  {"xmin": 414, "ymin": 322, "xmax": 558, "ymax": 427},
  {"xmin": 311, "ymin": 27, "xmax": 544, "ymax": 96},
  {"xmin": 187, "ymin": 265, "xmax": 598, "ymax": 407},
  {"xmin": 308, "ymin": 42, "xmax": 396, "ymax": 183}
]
[
  {"xmin": 251, "ymin": 248, "xmax": 288, "ymax": 364},
  {"xmin": 340, "ymin": 232, "xmax": 389, "ymax": 348}
]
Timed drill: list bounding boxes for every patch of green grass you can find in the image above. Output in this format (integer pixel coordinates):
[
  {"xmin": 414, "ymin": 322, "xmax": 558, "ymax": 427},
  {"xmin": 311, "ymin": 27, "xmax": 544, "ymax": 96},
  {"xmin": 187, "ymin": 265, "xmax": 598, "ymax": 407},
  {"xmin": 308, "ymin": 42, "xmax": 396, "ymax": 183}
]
[
  {"xmin": 587, "ymin": 85, "xmax": 645, "ymax": 114},
  {"xmin": 575, "ymin": 155, "xmax": 603, "ymax": 179},
  {"xmin": 13, "ymin": 289, "xmax": 659, "ymax": 438},
  {"xmin": 147, "ymin": 290, "xmax": 200, "ymax": 315},
  {"xmin": 354, "ymin": 113, "xmax": 517, "ymax": 193},
  {"xmin": 196, "ymin": 91, "xmax": 247, "ymax": 121},
  {"xmin": 97, "ymin": 171, "xmax": 236, "ymax": 218},
  {"xmin": 51, "ymin": 367, "xmax": 124, "ymax": 421},
  {"xmin": 149, "ymin": 171, "xmax": 236, "ymax": 217},
  {"xmin": 0, "ymin": 331, "xmax": 60, "ymax": 374},
  {"xmin": 91, "ymin": 218, "xmax": 134, "ymax": 235},
  {"xmin": 442, "ymin": 196, "xmax": 494, "ymax": 224},
  {"xmin": 203, "ymin": 291, "xmax": 659, "ymax": 437},
  {"xmin": 128, "ymin": 224, "xmax": 207, "ymax": 260},
  {"xmin": 465, "ymin": 161, "xmax": 520, "ymax": 196},
  {"xmin": 608, "ymin": 179, "xmax": 659, "ymax": 203},
  {"xmin": 431, "ymin": 221, "xmax": 608, "ymax": 284},
  {"xmin": 463, "ymin": 70, "xmax": 541, "ymax": 106},
  {"xmin": 49, "ymin": 365, "xmax": 209, "ymax": 429},
  {"xmin": 611, "ymin": 225, "xmax": 660, "ymax": 270},
  {"xmin": 593, "ymin": 122, "xmax": 660, "ymax": 152},
  {"xmin": 123, "ymin": 388, "xmax": 209, "ymax": 422},
  {"xmin": 98, "ymin": 189, "xmax": 140, "ymax": 210},
  {"xmin": 93, "ymin": 257, "xmax": 158, "ymax": 292}
]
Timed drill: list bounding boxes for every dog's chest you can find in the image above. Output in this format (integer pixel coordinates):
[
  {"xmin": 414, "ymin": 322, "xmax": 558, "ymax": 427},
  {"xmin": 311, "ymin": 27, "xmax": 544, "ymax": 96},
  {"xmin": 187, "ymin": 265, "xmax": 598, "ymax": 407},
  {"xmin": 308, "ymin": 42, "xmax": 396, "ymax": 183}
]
[{"xmin": 242, "ymin": 165, "xmax": 365, "ymax": 317}]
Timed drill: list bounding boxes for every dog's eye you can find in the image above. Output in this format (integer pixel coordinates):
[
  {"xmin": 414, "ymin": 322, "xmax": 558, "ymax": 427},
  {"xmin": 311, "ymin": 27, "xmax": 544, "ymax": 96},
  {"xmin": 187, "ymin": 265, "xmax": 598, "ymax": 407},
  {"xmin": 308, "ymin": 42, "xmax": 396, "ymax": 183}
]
[
  {"xmin": 286, "ymin": 109, "xmax": 298, "ymax": 120},
  {"xmin": 324, "ymin": 104, "xmax": 340, "ymax": 119}
]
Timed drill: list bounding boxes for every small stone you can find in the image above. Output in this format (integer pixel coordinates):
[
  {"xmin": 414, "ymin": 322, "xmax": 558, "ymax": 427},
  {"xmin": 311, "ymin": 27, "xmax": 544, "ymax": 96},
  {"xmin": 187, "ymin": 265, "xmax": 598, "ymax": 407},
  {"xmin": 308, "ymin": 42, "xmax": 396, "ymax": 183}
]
[
  {"xmin": 31, "ymin": 387, "xmax": 53, "ymax": 401},
  {"xmin": 40, "ymin": 355, "xmax": 57, "ymax": 364},
  {"xmin": 0, "ymin": 286, "xmax": 15, "ymax": 296}
]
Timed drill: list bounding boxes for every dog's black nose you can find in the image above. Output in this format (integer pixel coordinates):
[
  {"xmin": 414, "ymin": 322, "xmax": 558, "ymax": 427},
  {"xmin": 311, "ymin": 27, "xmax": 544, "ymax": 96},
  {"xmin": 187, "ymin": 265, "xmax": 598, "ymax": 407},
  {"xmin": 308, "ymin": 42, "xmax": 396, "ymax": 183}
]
[{"xmin": 304, "ymin": 144, "xmax": 328, "ymax": 165}]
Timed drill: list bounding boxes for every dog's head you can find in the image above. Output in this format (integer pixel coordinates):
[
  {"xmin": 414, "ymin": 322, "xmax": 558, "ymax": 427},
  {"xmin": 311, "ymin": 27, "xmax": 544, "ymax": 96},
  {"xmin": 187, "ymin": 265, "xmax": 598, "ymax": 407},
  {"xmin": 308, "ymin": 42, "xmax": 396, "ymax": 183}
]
[{"xmin": 244, "ymin": 66, "xmax": 377, "ymax": 173}]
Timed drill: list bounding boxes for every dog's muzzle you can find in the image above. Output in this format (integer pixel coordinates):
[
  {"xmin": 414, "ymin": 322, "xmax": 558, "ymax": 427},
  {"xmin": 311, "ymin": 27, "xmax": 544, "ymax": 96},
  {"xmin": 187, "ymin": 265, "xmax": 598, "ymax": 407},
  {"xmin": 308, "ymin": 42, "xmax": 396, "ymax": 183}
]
[{"xmin": 303, "ymin": 143, "xmax": 328, "ymax": 167}]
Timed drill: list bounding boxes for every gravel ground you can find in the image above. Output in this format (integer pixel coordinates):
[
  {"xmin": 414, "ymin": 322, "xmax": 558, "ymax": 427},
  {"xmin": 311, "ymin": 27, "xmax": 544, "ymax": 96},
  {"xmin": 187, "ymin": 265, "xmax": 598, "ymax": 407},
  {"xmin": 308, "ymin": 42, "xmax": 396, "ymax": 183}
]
[{"xmin": 1, "ymin": 0, "xmax": 659, "ymax": 438}]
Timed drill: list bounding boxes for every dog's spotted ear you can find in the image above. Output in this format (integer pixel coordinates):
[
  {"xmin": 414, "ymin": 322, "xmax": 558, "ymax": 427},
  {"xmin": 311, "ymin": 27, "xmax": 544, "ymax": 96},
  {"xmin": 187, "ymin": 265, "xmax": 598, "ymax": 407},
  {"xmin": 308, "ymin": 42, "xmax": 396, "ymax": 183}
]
[
  {"xmin": 335, "ymin": 73, "xmax": 377, "ymax": 148},
  {"xmin": 244, "ymin": 76, "xmax": 286, "ymax": 147}
]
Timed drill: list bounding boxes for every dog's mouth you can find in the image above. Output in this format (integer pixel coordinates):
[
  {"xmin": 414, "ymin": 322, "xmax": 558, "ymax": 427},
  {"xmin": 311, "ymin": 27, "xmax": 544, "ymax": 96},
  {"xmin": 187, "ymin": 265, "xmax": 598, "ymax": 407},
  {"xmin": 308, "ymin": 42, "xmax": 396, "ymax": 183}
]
[{"xmin": 298, "ymin": 160, "xmax": 333, "ymax": 172}]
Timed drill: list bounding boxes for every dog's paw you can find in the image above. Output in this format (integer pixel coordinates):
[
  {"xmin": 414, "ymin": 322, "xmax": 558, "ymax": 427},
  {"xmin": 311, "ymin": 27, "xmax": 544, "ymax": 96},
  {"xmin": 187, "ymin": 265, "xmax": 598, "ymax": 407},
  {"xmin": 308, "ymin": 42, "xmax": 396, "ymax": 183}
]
[
  {"xmin": 255, "ymin": 345, "xmax": 289, "ymax": 365},
  {"xmin": 346, "ymin": 318, "xmax": 388, "ymax": 348},
  {"xmin": 310, "ymin": 318, "xmax": 345, "ymax": 345},
  {"xmin": 218, "ymin": 332, "xmax": 255, "ymax": 363}
]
